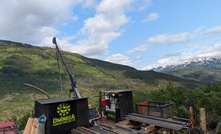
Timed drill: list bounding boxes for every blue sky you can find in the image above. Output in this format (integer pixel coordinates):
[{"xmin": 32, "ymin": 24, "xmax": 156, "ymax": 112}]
[{"xmin": 1, "ymin": 0, "xmax": 221, "ymax": 70}]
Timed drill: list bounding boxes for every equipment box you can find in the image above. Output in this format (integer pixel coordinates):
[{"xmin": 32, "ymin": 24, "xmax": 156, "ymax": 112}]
[
  {"xmin": 34, "ymin": 98, "xmax": 89, "ymax": 134},
  {"xmin": 103, "ymin": 90, "xmax": 134, "ymax": 121},
  {"xmin": 136, "ymin": 101, "xmax": 173, "ymax": 118}
]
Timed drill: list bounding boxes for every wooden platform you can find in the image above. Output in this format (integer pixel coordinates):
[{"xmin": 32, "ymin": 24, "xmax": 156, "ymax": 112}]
[
  {"xmin": 71, "ymin": 121, "xmax": 148, "ymax": 134},
  {"xmin": 24, "ymin": 113, "xmax": 191, "ymax": 134}
]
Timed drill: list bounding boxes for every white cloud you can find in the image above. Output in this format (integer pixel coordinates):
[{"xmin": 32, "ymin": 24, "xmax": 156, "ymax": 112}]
[
  {"xmin": 105, "ymin": 53, "xmax": 133, "ymax": 66},
  {"xmin": 197, "ymin": 43, "xmax": 221, "ymax": 58},
  {"xmin": 72, "ymin": 15, "xmax": 78, "ymax": 22},
  {"xmin": 82, "ymin": 0, "xmax": 98, "ymax": 9},
  {"xmin": 157, "ymin": 57, "xmax": 179, "ymax": 66},
  {"xmin": 71, "ymin": 39, "xmax": 109, "ymax": 56},
  {"xmin": 37, "ymin": 27, "xmax": 60, "ymax": 46},
  {"xmin": 137, "ymin": 0, "xmax": 152, "ymax": 11},
  {"xmin": 142, "ymin": 13, "xmax": 159, "ymax": 22},
  {"xmin": 135, "ymin": 55, "xmax": 141, "ymax": 60},
  {"xmin": 145, "ymin": 27, "xmax": 202, "ymax": 46},
  {"xmin": 142, "ymin": 54, "xmax": 193, "ymax": 70},
  {"xmin": 147, "ymin": 34, "xmax": 169, "ymax": 44},
  {"xmin": 147, "ymin": 32, "xmax": 196, "ymax": 45},
  {"xmin": 128, "ymin": 45, "xmax": 148, "ymax": 53},
  {"xmin": 97, "ymin": 0, "xmax": 132, "ymax": 14},
  {"xmin": 205, "ymin": 26, "xmax": 221, "ymax": 35},
  {"xmin": 0, "ymin": 0, "xmax": 77, "ymax": 45},
  {"xmin": 81, "ymin": 14, "xmax": 127, "ymax": 36},
  {"xmin": 169, "ymin": 32, "xmax": 195, "ymax": 44},
  {"xmin": 69, "ymin": 0, "xmax": 132, "ymax": 57},
  {"xmin": 186, "ymin": 43, "xmax": 199, "ymax": 50},
  {"xmin": 134, "ymin": 55, "xmax": 141, "ymax": 64}
]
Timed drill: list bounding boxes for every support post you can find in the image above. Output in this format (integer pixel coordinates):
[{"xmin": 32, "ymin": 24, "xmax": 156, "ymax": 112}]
[
  {"xmin": 200, "ymin": 108, "xmax": 206, "ymax": 134},
  {"xmin": 99, "ymin": 91, "xmax": 102, "ymax": 117}
]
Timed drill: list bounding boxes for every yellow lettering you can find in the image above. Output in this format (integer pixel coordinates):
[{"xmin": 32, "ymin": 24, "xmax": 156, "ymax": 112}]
[{"xmin": 52, "ymin": 114, "xmax": 76, "ymax": 126}]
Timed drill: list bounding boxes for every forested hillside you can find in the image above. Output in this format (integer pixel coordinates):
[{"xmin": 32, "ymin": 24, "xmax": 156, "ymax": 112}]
[
  {"xmin": 166, "ymin": 69, "xmax": 221, "ymax": 83},
  {"xmin": 0, "ymin": 39, "xmax": 203, "ymax": 96},
  {"xmin": 0, "ymin": 40, "xmax": 220, "ymax": 130}
]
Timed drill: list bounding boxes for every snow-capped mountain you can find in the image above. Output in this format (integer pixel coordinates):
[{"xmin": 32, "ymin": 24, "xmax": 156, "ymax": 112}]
[{"xmin": 151, "ymin": 57, "xmax": 221, "ymax": 72}]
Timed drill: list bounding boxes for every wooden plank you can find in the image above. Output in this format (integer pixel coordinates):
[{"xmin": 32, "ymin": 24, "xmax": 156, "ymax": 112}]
[
  {"xmin": 105, "ymin": 127, "xmax": 128, "ymax": 134},
  {"xmin": 23, "ymin": 118, "xmax": 39, "ymax": 134},
  {"xmin": 200, "ymin": 108, "xmax": 207, "ymax": 134},
  {"xmin": 100, "ymin": 122, "xmax": 116, "ymax": 129},
  {"xmin": 23, "ymin": 118, "xmax": 33, "ymax": 134},
  {"xmin": 71, "ymin": 128, "xmax": 82, "ymax": 134},
  {"xmin": 101, "ymin": 127, "xmax": 119, "ymax": 134},
  {"xmin": 118, "ymin": 120, "xmax": 134, "ymax": 129},
  {"xmin": 141, "ymin": 125, "xmax": 156, "ymax": 133},
  {"xmin": 30, "ymin": 118, "xmax": 38, "ymax": 134},
  {"xmin": 79, "ymin": 126, "xmax": 100, "ymax": 134}
]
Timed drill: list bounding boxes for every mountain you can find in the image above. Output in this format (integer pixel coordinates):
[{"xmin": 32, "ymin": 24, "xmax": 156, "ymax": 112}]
[
  {"xmin": 151, "ymin": 57, "xmax": 221, "ymax": 83},
  {"xmin": 152, "ymin": 57, "xmax": 221, "ymax": 72},
  {"xmin": 0, "ymin": 39, "xmax": 204, "ymax": 121}
]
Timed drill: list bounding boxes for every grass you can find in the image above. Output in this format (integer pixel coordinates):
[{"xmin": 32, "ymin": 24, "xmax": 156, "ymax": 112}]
[{"xmin": 0, "ymin": 39, "xmax": 208, "ymax": 122}]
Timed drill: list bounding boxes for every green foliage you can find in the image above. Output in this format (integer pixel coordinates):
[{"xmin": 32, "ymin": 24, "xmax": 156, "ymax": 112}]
[
  {"xmin": 16, "ymin": 112, "xmax": 31, "ymax": 130},
  {"xmin": 149, "ymin": 81, "xmax": 221, "ymax": 129},
  {"xmin": 1, "ymin": 55, "xmax": 32, "ymax": 77}
]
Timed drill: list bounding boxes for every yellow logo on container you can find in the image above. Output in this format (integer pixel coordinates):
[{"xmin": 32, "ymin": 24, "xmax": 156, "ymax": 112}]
[
  {"xmin": 52, "ymin": 103, "xmax": 76, "ymax": 126},
  {"xmin": 57, "ymin": 103, "xmax": 71, "ymax": 117}
]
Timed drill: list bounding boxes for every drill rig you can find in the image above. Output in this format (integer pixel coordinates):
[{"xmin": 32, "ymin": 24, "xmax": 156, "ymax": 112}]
[
  {"xmin": 33, "ymin": 37, "xmax": 88, "ymax": 134},
  {"xmin": 52, "ymin": 37, "xmax": 82, "ymax": 99}
]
